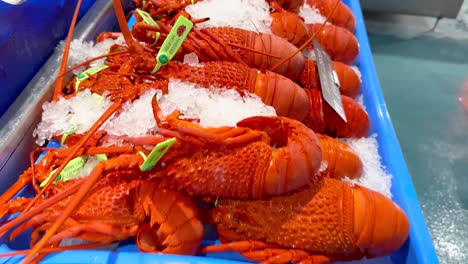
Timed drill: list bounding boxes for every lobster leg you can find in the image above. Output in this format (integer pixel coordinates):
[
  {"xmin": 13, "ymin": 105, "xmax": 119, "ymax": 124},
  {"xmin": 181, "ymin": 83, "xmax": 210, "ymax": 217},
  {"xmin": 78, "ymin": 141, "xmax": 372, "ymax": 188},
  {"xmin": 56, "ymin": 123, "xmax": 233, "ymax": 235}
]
[
  {"xmin": 0, "ymin": 172, "xmax": 32, "ymax": 205},
  {"xmin": 202, "ymin": 241, "xmax": 332, "ymax": 264},
  {"xmin": 21, "ymin": 154, "xmax": 143, "ymax": 263},
  {"xmin": 46, "ymin": 221, "xmax": 140, "ymax": 245}
]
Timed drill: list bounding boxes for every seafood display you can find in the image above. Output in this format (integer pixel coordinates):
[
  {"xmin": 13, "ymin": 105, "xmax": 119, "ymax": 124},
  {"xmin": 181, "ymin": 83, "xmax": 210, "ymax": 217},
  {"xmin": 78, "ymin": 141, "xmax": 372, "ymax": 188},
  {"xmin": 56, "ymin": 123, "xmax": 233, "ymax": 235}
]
[{"xmin": 0, "ymin": 0, "xmax": 410, "ymax": 263}]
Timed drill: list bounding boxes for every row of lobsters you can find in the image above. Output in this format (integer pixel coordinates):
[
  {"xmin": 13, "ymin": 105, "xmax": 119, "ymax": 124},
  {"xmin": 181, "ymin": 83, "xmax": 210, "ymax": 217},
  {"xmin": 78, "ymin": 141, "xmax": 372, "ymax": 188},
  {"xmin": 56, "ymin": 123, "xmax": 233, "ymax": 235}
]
[{"xmin": 0, "ymin": 0, "xmax": 410, "ymax": 263}]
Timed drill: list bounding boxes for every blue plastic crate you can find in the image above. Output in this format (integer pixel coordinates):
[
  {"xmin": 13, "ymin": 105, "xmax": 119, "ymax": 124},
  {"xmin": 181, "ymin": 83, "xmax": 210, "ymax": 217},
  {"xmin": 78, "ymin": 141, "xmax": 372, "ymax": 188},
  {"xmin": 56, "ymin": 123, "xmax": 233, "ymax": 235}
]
[
  {"xmin": 0, "ymin": 0, "xmax": 96, "ymax": 118},
  {"xmin": 0, "ymin": 0, "xmax": 438, "ymax": 263}
]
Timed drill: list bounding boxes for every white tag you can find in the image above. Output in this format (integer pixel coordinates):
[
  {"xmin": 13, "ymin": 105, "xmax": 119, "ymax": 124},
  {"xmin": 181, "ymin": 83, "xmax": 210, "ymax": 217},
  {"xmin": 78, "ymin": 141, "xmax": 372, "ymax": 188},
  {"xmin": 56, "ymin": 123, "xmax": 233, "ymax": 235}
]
[{"xmin": 313, "ymin": 39, "xmax": 347, "ymax": 122}]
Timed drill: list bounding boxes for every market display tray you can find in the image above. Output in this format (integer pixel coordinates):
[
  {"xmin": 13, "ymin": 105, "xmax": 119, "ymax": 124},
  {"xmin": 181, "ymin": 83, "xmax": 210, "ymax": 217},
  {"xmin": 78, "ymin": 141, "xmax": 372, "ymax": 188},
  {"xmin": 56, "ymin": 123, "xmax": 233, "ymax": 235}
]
[{"xmin": 0, "ymin": 0, "xmax": 438, "ymax": 263}]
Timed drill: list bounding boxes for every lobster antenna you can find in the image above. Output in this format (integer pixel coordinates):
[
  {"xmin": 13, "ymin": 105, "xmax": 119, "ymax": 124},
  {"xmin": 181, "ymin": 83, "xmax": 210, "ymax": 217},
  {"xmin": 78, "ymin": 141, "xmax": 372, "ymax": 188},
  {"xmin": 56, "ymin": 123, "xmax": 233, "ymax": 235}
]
[
  {"xmin": 21, "ymin": 101, "xmax": 122, "ymax": 216},
  {"xmin": 248, "ymin": 17, "xmax": 273, "ymax": 68},
  {"xmin": 0, "ymin": 179, "xmax": 82, "ymax": 238},
  {"xmin": 52, "ymin": 0, "xmax": 83, "ymax": 101},
  {"xmin": 56, "ymin": 49, "xmax": 128, "ymax": 78},
  {"xmin": 269, "ymin": 0, "xmax": 341, "ymax": 72},
  {"xmin": 0, "ymin": 147, "xmax": 56, "ymax": 204},
  {"xmin": 22, "ymin": 102, "xmax": 123, "ymax": 263}
]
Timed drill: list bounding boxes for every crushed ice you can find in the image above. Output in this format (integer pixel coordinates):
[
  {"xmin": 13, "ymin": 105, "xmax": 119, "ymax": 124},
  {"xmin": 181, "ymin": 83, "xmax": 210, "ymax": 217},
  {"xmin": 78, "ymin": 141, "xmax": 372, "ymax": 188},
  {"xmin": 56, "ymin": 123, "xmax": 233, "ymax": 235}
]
[
  {"xmin": 343, "ymin": 134, "xmax": 393, "ymax": 198},
  {"xmin": 299, "ymin": 4, "xmax": 327, "ymax": 25},
  {"xmin": 186, "ymin": 0, "xmax": 273, "ymax": 34},
  {"xmin": 56, "ymin": 35, "xmax": 126, "ymax": 75},
  {"xmin": 159, "ymin": 79, "xmax": 276, "ymax": 127},
  {"xmin": 34, "ymin": 80, "xmax": 276, "ymax": 145}
]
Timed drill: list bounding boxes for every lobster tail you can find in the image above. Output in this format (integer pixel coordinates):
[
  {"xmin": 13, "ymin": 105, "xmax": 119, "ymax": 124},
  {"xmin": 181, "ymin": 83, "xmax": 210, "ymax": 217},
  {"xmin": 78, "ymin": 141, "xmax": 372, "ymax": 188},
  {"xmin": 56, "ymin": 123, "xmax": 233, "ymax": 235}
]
[
  {"xmin": 237, "ymin": 116, "xmax": 322, "ymax": 195},
  {"xmin": 157, "ymin": 61, "xmax": 309, "ymax": 121},
  {"xmin": 207, "ymin": 27, "xmax": 305, "ymax": 82},
  {"xmin": 157, "ymin": 116, "xmax": 321, "ymax": 199},
  {"xmin": 300, "ymin": 59, "xmax": 361, "ymax": 99},
  {"xmin": 270, "ymin": 7, "xmax": 311, "ymax": 47},
  {"xmin": 207, "ymin": 178, "xmax": 409, "ymax": 262},
  {"xmin": 137, "ymin": 183, "xmax": 204, "ymax": 255},
  {"xmin": 352, "ymin": 184, "xmax": 410, "ymax": 257},
  {"xmin": 323, "ymin": 95, "xmax": 370, "ymax": 138},
  {"xmin": 317, "ymin": 134, "xmax": 363, "ymax": 180},
  {"xmin": 306, "ymin": 0, "xmax": 356, "ymax": 32},
  {"xmin": 307, "ymin": 23, "xmax": 359, "ymax": 65},
  {"xmin": 254, "ymin": 71, "xmax": 309, "ymax": 121}
]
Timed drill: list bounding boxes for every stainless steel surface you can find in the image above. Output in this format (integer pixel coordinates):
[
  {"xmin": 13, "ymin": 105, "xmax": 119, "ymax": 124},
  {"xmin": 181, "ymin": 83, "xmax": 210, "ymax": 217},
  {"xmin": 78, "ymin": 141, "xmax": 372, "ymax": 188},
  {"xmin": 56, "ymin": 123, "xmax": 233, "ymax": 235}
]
[
  {"xmin": 0, "ymin": 0, "xmax": 131, "ymax": 194},
  {"xmin": 361, "ymin": 0, "xmax": 464, "ymax": 18}
]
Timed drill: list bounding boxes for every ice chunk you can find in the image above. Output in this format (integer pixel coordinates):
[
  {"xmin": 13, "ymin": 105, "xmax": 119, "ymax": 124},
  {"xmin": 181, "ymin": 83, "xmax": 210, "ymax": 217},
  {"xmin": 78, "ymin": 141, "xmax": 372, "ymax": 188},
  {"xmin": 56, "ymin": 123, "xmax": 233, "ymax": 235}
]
[
  {"xmin": 104, "ymin": 90, "xmax": 160, "ymax": 137},
  {"xmin": 342, "ymin": 134, "xmax": 393, "ymax": 198},
  {"xmin": 183, "ymin": 52, "xmax": 203, "ymax": 67},
  {"xmin": 56, "ymin": 36, "xmax": 126, "ymax": 75},
  {"xmin": 158, "ymin": 79, "xmax": 277, "ymax": 127},
  {"xmin": 299, "ymin": 4, "xmax": 327, "ymax": 25},
  {"xmin": 303, "ymin": 49, "xmax": 316, "ymax": 60},
  {"xmin": 351, "ymin": 65, "xmax": 362, "ymax": 81},
  {"xmin": 33, "ymin": 90, "xmax": 113, "ymax": 145},
  {"xmin": 186, "ymin": 0, "xmax": 272, "ymax": 34}
]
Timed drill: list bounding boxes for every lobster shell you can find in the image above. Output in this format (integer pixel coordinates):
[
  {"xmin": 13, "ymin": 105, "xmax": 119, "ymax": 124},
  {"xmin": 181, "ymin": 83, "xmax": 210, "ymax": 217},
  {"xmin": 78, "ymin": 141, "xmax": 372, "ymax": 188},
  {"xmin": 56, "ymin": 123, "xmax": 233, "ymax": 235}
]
[
  {"xmin": 156, "ymin": 115, "xmax": 323, "ymax": 199},
  {"xmin": 306, "ymin": 0, "xmax": 356, "ymax": 32},
  {"xmin": 206, "ymin": 177, "xmax": 410, "ymax": 262},
  {"xmin": 158, "ymin": 61, "xmax": 309, "ymax": 121},
  {"xmin": 300, "ymin": 59, "xmax": 361, "ymax": 98},
  {"xmin": 307, "ymin": 23, "xmax": 359, "ymax": 65},
  {"xmin": 204, "ymin": 27, "xmax": 305, "ymax": 82},
  {"xmin": 317, "ymin": 134, "xmax": 363, "ymax": 180},
  {"xmin": 304, "ymin": 89, "xmax": 370, "ymax": 138}
]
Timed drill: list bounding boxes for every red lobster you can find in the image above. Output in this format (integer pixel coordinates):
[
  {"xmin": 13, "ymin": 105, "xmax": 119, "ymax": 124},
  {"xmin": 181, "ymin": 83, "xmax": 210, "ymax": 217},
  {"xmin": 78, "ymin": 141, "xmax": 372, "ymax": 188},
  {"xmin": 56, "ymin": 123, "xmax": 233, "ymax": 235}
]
[
  {"xmin": 203, "ymin": 177, "xmax": 410, "ymax": 263},
  {"xmin": 0, "ymin": 154, "xmax": 204, "ymax": 259}
]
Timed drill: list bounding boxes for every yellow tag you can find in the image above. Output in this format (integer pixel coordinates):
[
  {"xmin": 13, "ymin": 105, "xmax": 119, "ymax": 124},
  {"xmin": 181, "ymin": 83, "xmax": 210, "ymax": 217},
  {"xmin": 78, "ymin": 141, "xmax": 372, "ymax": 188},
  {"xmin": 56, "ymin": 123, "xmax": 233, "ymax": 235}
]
[
  {"xmin": 139, "ymin": 138, "xmax": 176, "ymax": 171},
  {"xmin": 152, "ymin": 16, "xmax": 193, "ymax": 74},
  {"xmin": 74, "ymin": 65, "xmax": 109, "ymax": 92}
]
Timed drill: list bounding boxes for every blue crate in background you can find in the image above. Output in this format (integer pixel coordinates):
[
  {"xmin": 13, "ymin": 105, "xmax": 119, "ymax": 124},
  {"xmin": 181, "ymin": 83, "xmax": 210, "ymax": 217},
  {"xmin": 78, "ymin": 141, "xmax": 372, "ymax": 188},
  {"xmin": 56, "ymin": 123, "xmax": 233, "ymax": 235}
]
[{"xmin": 0, "ymin": 0, "xmax": 96, "ymax": 118}]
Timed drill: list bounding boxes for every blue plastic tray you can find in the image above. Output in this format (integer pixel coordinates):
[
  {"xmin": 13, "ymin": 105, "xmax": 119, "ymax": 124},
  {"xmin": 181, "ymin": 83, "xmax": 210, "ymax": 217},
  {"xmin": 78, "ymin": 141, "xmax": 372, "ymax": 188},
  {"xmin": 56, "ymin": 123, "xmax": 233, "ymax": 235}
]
[
  {"xmin": 0, "ymin": 0, "xmax": 96, "ymax": 118},
  {"xmin": 0, "ymin": 0, "xmax": 438, "ymax": 263}
]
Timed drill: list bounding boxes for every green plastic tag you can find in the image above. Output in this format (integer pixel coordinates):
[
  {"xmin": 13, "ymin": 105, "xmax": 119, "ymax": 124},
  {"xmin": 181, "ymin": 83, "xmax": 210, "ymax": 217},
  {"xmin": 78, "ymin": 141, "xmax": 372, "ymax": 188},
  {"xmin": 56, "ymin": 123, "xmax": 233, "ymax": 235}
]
[
  {"xmin": 60, "ymin": 129, "xmax": 75, "ymax": 145},
  {"xmin": 40, "ymin": 156, "xmax": 88, "ymax": 187},
  {"xmin": 74, "ymin": 65, "xmax": 109, "ymax": 92},
  {"xmin": 152, "ymin": 16, "xmax": 193, "ymax": 74},
  {"xmin": 136, "ymin": 9, "xmax": 161, "ymax": 45},
  {"xmin": 95, "ymin": 154, "xmax": 108, "ymax": 161},
  {"xmin": 136, "ymin": 9, "xmax": 158, "ymax": 26},
  {"xmin": 139, "ymin": 138, "xmax": 176, "ymax": 171}
]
